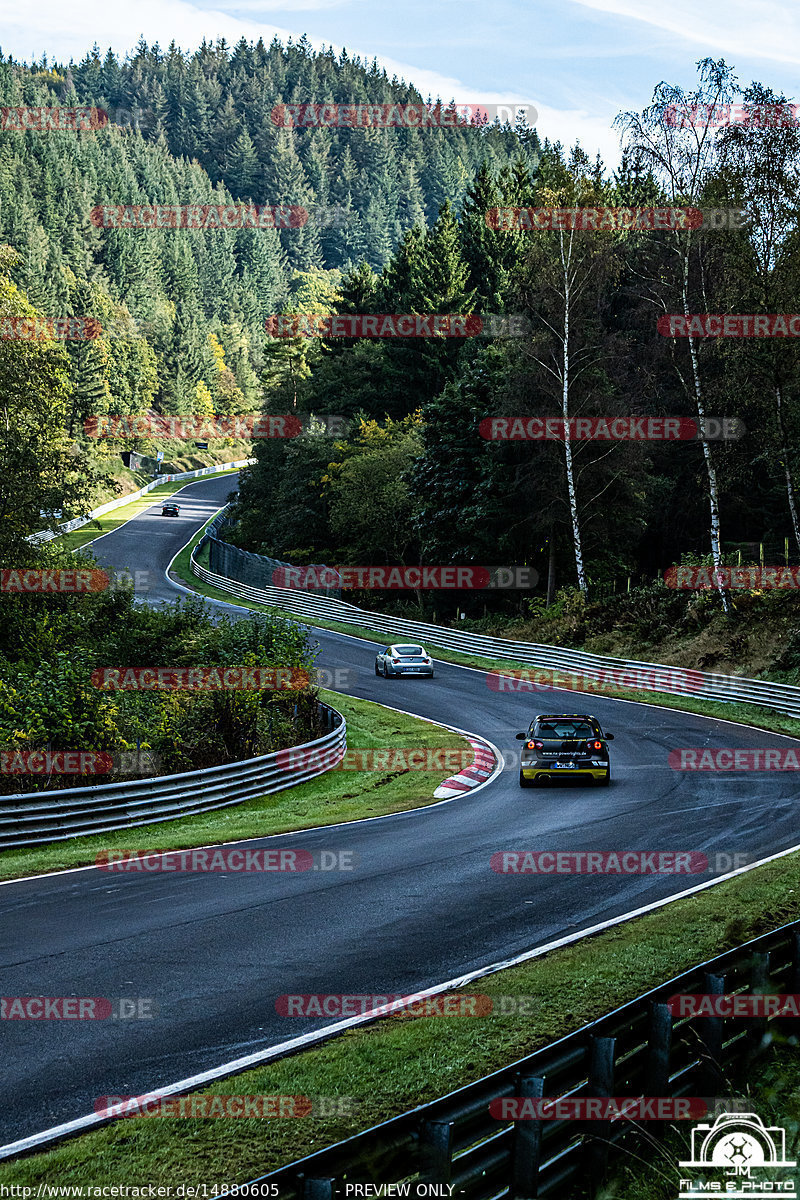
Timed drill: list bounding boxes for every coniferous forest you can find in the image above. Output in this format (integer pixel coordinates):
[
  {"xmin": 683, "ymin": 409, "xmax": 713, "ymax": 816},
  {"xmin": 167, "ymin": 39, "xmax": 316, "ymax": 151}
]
[{"xmin": 1, "ymin": 46, "xmax": 799, "ymax": 609}]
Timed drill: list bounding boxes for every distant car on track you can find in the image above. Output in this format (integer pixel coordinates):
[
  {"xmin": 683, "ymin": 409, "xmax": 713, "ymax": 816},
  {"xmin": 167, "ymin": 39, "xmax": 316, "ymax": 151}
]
[
  {"xmin": 374, "ymin": 643, "xmax": 435, "ymax": 678},
  {"xmin": 161, "ymin": 503, "xmax": 180, "ymax": 517},
  {"xmin": 516, "ymin": 713, "xmax": 614, "ymax": 787}
]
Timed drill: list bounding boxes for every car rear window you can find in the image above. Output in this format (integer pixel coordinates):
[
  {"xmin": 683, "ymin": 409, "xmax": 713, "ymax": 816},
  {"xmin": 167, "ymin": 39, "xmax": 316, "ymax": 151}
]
[
  {"xmin": 395, "ymin": 645, "xmax": 423, "ymax": 656},
  {"xmin": 536, "ymin": 720, "xmax": 594, "ymax": 738}
]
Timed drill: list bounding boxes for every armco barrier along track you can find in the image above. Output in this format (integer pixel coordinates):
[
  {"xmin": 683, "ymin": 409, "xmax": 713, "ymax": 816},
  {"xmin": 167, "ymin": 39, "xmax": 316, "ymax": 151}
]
[
  {"xmin": 241, "ymin": 921, "xmax": 800, "ymax": 1199},
  {"xmin": 192, "ymin": 517, "xmax": 800, "ymax": 720},
  {"xmin": 0, "ymin": 703, "xmax": 344, "ymax": 849}
]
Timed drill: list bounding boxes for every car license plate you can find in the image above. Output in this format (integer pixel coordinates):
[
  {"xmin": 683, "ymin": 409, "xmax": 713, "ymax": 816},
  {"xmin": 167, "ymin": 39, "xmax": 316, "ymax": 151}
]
[{"xmin": 553, "ymin": 761, "xmax": 576, "ymax": 769}]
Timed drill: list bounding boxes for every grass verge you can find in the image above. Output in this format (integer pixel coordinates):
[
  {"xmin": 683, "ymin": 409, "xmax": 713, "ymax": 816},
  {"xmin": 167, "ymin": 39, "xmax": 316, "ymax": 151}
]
[
  {"xmin": 0, "ymin": 691, "xmax": 471, "ymax": 883},
  {"xmin": 169, "ymin": 525, "xmax": 800, "ymax": 742},
  {"xmin": 4, "ymin": 845, "xmax": 800, "ymax": 1183}
]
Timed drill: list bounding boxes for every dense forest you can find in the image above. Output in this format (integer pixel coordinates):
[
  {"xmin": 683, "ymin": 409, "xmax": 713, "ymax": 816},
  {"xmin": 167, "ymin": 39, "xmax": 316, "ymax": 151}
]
[
  {"xmin": 0, "ymin": 36, "xmax": 538, "ymax": 424},
  {"xmin": 0, "ymin": 45, "xmax": 799, "ymax": 608},
  {"xmin": 226, "ymin": 60, "xmax": 800, "ymax": 611}
]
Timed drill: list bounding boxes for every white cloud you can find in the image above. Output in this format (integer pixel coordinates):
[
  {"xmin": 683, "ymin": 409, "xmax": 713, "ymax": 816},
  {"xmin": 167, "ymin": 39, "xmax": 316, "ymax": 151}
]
[
  {"xmin": 570, "ymin": 0, "xmax": 800, "ymax": 67},
  {"xmin": 533, "ymin": 101, "xmax": 624, "ymax": 166}
]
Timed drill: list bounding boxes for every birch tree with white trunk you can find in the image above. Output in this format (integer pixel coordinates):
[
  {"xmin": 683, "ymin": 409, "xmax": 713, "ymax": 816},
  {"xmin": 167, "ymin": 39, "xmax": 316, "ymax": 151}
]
[{"xmin": 616, "ymin": 58, "xmax": 738, "ymax": 613}]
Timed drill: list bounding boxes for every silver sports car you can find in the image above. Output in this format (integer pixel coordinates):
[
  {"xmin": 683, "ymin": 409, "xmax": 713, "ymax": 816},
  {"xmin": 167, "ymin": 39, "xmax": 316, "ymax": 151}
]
[{"xmin": 374, "ymin": 644, "xmax": 435, "ymax": 678}]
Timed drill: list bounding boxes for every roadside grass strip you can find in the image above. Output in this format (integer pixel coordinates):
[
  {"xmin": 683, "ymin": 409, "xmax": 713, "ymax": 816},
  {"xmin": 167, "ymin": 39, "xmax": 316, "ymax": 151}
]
[
  {"xmin": 4, "ymin": 850, "xmax": 800, "ymax": 1183},
  {"xmin": 0, "ymin": 693, "xmax": 471, "ymax": 882}
]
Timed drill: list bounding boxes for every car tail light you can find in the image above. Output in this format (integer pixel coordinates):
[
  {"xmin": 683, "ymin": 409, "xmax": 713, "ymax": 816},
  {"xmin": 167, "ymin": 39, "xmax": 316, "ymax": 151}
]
[
  {"xmin": 527, "ymin": 740, "xmax": 544, "ymax": 750},
  {"xmin": 591, "ymin": 740, "xmax": 603, "ymax": 751}
]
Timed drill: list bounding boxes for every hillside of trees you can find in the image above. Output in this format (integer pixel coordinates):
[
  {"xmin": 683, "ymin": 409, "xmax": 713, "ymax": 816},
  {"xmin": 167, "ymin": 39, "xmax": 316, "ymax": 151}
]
[
  {"xmin": 0, "ymin": 37, "xmax": 538, "ymax": 441},
  {"xmin": 0, "ymin": 46, "xmax": 798, "ymax": 613},
  {"xmin": 225, "ymin": 60, "xmax": 800, "ymax": 610}
]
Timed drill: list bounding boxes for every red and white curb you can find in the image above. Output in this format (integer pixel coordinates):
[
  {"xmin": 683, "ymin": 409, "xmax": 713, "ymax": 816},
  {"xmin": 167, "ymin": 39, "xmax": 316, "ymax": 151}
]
[{"xmin": 434, "ymin": 737, "xmax": 497, "ymax": 798}]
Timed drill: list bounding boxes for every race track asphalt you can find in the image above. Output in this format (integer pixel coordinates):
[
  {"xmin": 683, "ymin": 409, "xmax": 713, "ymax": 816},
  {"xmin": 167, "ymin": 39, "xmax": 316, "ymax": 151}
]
[{"xmin": 3, "ymin": 473, "xmax": 799, "ymax": 1147}]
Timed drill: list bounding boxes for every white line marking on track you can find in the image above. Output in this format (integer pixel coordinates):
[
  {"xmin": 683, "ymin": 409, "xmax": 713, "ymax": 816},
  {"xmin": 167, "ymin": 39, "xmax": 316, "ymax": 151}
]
[{"xmin": 6, "ymin": 835, "xmax": 800, "ymax": 1160}]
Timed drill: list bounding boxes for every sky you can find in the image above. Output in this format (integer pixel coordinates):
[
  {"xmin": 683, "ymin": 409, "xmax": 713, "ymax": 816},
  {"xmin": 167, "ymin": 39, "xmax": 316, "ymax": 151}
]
[{"xmin": 0, "ymin": 0, "xmax": 798, "ymax": 166}]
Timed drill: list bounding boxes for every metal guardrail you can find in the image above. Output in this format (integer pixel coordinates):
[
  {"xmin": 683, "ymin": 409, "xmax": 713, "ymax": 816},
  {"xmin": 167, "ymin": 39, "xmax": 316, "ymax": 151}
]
[
  {"xmin": 208, "ymin": 513, "xmax": 342, "ymax": 598},
  {"xmin": 0, "ymin": 703, "xmax": 345, "ymax": 849},
  {"xmin": 240, "ymin": 920, "xmax": 800, "ymax": 1199},
  {"xmin": 191, "ymin": 529, "xmax": 800, "ymax": 720}
]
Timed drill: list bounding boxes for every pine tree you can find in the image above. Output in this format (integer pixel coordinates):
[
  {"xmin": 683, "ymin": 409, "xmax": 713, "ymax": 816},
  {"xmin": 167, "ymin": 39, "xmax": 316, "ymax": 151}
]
[{"xmin": 225, "ymin": 127, "xmax": 259, "ymax": 198}]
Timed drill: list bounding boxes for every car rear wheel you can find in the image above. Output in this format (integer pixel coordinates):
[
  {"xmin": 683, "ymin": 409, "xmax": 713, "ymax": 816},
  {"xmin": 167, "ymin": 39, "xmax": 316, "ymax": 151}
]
[
  {"xmin": 519, "ymin": 770, "xmax": 533, "ymax": 789},
  {"xmin": 597, "ymin": 771, "xmax": 610, "ymax": 787},
  {"xmin": 382, "ymin": 663, "xmax": 388, "ymax": 677},
  {"xmin": 374, "ymin": 662, "xmax": 380, "ymax": 675}
]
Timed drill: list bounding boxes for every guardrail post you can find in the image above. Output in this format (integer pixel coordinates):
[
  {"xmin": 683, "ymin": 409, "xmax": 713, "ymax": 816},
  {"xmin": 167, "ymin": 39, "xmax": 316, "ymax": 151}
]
[
  {"xmin": 583, "ymin": 1036, "xmax": 616, "ymax": 1183},
  {"xmin": 743, "ymin": 951, "xmax": 772, "ymax": 1069},
  {"xmin": 418, "ymin": 1119, "xmax": 453, "ymax": 1183},
  {"xmin": 511, "ymin": 1074, "xmax": 545, "ymax": 1199},
  {"xmin": 647, "ymin": 1002, "xmax": 673, "ymax": 1096},
  {"xmin": 750, "ymin": 950, "xmax": 770, "ymax": 1030},
  {"xmin": 302, "ymin": 1179, "xmax": 335, "ymax": 1200},
  {"xmin": 789, "ymin": 933, "xmax": 800, "ymax": 994},
  {"xmin": 699, "ymin": 973, "xmax": 725, "ymax": 1092}
]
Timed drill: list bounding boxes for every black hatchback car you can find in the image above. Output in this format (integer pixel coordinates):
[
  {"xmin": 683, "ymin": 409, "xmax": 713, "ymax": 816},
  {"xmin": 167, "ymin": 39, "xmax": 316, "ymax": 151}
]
[
  {"xmin": 516, "ymin": 713, "xmax": 614, "ymax": 787},
  {"xmin": 161, "ymin": 503, "xmax": 180, "ymax": 517}
]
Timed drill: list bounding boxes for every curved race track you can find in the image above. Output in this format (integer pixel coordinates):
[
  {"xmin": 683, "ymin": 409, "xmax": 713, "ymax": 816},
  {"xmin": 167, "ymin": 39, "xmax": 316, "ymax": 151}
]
[{"xmin": 2, "ymin": 472, "xmax": 799, "ymax": 1147}]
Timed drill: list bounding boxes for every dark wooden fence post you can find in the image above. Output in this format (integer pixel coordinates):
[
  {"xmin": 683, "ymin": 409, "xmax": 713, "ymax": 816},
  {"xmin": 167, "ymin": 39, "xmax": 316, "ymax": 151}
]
[
  {"xmin": 418, "ymin": 1119, "xmax": 453, "ymax": 1183},
  {"xmin": 511, "ymin": 1074, "xmax": 546, "ymax": 1199},
  {"xmin": 302, "ymin": 1179, "xmax": 335, "ymax": 1200},
  {"xmin": 647, "ymin": 1002, "xmax": 673, "ymax": 1097},
  {"xmin": 699, "ymin": 973, "xmax": 726, "ymax": 1093},
  {"xmin": 583, "ymin": 1036, "xmax": 616, "ymax": 1183}
]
